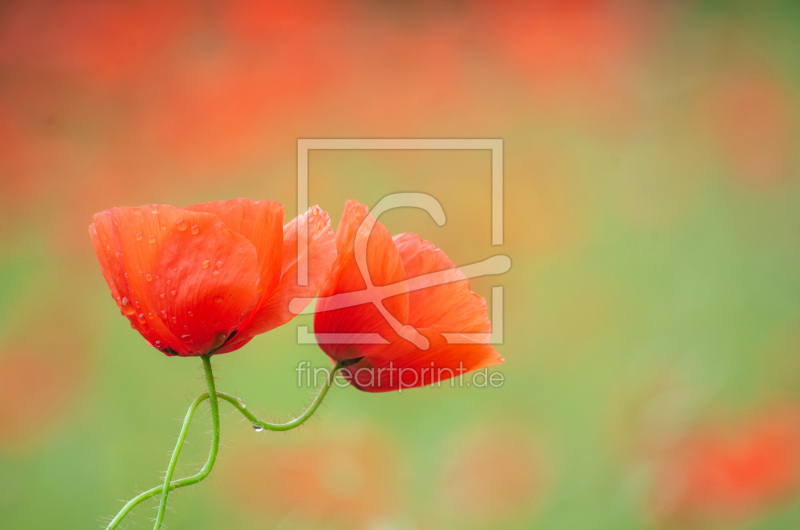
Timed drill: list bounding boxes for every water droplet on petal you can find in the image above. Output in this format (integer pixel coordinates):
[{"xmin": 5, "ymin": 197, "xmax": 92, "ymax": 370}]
[
  {"xmin": 252, "ymin": 424, "xmax": 264, "ymax": 432},
  {"xmin": 171, "ymin": 316, "xmax": 177, "ymax": 324},
  {"xmin": 202, "ymin": 260, "xmax": 210, "ymax": 269},
  {"xmin": 159, "ymin": 293, "xmax": 165, "ymax": 300},
  {"xmin": 212, "ymin": 270, "xmax": 220, "ymax": 278},
  {"xmin": 176, "ymin": 219, "xmax": 187, "ymax": 231},
  {"xmin": 166, "ymin": 279, "xmax": 172, "ymax": 285},
  {"xmin": 214, "ymin": 296, "xmax": 223, "ymax": 303},
  {"xmin": 190, "ymin": 225, "xmax": 200, "ymax": 235},
  {"xmin": 121, "ymin": 297, "xmax": 136, "ymax": 316},
  {"xmin": 105, "ymin": 244, "xmax": 111, "ymax": 251},
  {"xmin": 187, "ymin": 311, "xmax": 194, "ymax": 317},
  {"xmin": 135, "ymin": 232, "xmax": 143, "ymax": 241},
  {"xmin": 215, "ymin": 260, "xmax": 224, "ymax": 269},
  {"xmin": 145, "ymin": 273, "xmax": 153, "ymax": 282},
  {"xmin": 170, "ymin": 290, "xmax": 177, "ymax": 296},
  {"xmin": 148, "ymin": 234, "xmax": 156, "ymax": 243},
  {"xmin": 181, "ymin": 334, "xmax": 191, "ymax": 339}
]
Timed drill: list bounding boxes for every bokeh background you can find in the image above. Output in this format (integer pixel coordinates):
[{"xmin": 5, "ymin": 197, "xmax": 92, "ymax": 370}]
[{"xmin": 1, "ymin": 1, "xmax": 800, "ymax": 528}]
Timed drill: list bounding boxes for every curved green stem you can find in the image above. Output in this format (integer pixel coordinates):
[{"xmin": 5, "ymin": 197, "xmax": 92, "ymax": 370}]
[
  {"xmin": 104, "ymin": 391, "xmax": 210, "ymax": 529},
  {"xmin": 153, "ymin": 355, "xmax": 219, "ymax": 529},
  {"xmin": 219, "ymin": 361, "xmax": 341, "ymax": 431},
  {"xmin": 105, "ymin": 362, "xmax": 342, "ymax": 530}
]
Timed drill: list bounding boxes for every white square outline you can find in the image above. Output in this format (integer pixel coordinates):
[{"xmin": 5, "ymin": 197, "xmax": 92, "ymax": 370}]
[{"xmin": 295, "ymin": 138, "xmax": 504, "ymax": 345}]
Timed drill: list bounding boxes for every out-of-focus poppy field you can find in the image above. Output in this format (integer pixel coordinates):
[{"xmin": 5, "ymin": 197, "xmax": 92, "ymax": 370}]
[{"xmin": 1, "ymin": 1, "xmax": 800, "ymax": 528}]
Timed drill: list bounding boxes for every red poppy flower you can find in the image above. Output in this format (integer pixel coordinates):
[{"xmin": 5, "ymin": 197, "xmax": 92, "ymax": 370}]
[
  {"xmin": 314, "ymin": 200, "xmax": 503, "ymax": 392},
  {"xmin": 89, "ymin": 199, "xmax": 336, "ymax": 356}
]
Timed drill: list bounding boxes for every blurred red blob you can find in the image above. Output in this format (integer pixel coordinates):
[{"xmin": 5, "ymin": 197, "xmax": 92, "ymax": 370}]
[
  {"xmin": 223, "ymin": 430, "xmax": 400, "ymax": 526},
  {"xmin": 0, "ymin": 0, "xmax": 193, "ymax": 88},
  {"xmin": 439, "ymin": 426, "xmax": 541, "ymax": 524},
  {"xmin": 89, "ymin": 200, "xmax": 335, "ymax": 356},
  {"xmin": 472, "ymin": 0, "xmax": 662, "ymax": 131},
  {"xmin": 0, "ymin": 353, "xmax": 73, "ymax": 450},
  {"xmin": 703, "ymin": 69, "xmax": 796, "ymax": 187},
  {"xmin": 0, "ymin": 105, "xmax": 41, "ymax": 206},
  {"xmin": 314, "ymin": 200, "xmax": 503, "ymax": 392},
  {"xmin": 0, "ymin": 332, "xmax": 86, "ymax": 451},
  {"xmin": 222, "ymin": 0, "xmax": 349, "ymax": 48},
  {"xmin": 651, "ymin": 406, "xmax": 800, "ymax": 523},
  {"xmin": 142, "ymin": 56, "xmax": 321, "ymax": 170}
]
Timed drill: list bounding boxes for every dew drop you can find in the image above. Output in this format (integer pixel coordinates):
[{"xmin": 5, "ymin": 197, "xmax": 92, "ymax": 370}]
[
  {"xmin": 105, "ymin": 244, "xmax": 111, "ymax": 251},
  {"xmin": 159, "ymin": 293, "xmax": 165, "ymax": 300},
  {"xmin": 148, "ymin": 234, "xmax": 156, "ymax": 243},
  {"xmin": 135, "ymin": 232, "xmax": 143, "ymax": 241},
  {"xmin": 145, "ymin": 273, "xmax": 153, "ymax": 282},
  {"xmin": 181, "ymin": 334, "xmax": 191, "ymax": 339},
  {"xmin": 147, "ymin": 312, "xmax": 154, "ymax": 319},
  {"xmin": 212, "ymin": 270, "xmax": 220, "ymax": 278},
  {"xmin": 190, "ymin": 224, "xmax": 200, "ymax": 235},
  {"xmin": 214, "ymin": 296, "xmax": 223, "ymax": 303},
  {"xmin": 170, "ymin": 290, "xmax": 177, "ymax": 296},
  {"xmin": 171, "ymin": 316, "xmax": 177, "ymax": 324},
  {"xmin": 121, "ymin": 296, "xmax": 136, "ymax": 316},
  {"xmin": 116, "ymin": 251, "xmax": 122, "ymax": 259},
  {"xmin": 176, "ymin": 218, "xmax": 187, "ymax": 231},
  {"xmin": 215, "ymin": 260, "xmax": 224, "ymax": 269},
  {"xmin": 202, "ymin": 260, "xmax": 210, "ymax": 269},
  {"xmin": 166, "ymin": 279, "xmax": 172, "ymax": 285},
  {"xmin": 252, "ymin": 424, "xmax": 264, "ymax": 432},
  {"xmin": 187, "ymin": 311, "xmax": 194, "ymax": 317}
]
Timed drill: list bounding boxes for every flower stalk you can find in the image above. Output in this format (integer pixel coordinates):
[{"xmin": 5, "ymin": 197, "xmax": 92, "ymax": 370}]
[{"xmin": 105, "ymin": 362, "xmax": 342, "ymax": 530}]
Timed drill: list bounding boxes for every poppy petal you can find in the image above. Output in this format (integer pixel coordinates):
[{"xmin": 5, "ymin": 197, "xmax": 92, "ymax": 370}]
[
  {"xmin": 341, "ymin": 328, "xmax": 502, "ymax": 392},
  {"xmin": 315, "ymin": 200, "xmax": 409, "ymax": 362},
  {"xmin": 393, "ymin": 232, "xmax": 492, "ymax": 333},
  {"xmin": 217, "ymin": 205, "xmax": 336, "ymax": 353},
  {"xmin": 90, "ymin": 204, "xmax": 261, "ymax": 356},
  {"xmin": 186, "ymin": 198, "xmax": 284, "ymax": 299}
]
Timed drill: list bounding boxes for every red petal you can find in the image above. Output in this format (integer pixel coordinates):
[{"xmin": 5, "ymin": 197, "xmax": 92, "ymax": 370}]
[
  {"xmin": 217, "ymin": 205, "xmax": 336, "ymax": 352},
  {"xmin": 342, "ymin": 328, "xmax": 503, "ymax": 392},
  {"xmin": 314, "ymin": 200, "xmax": 409, "ymax": 362},
  {"xmin": 393, "ymin": 232, "xmax": 491, "ymax": 333},
  {"xmin": 89, "ymin": 204, "xmax": 261, "ymax": 356},
  {"xmin": 186, "ymin": 198, "xmax": 284, "ymax": 299}
]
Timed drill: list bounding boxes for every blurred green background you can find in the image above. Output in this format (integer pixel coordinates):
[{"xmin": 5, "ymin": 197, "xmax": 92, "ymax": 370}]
[{"xmin": 2, "ymin": 1, "xmax": 800, "ymax": 528}]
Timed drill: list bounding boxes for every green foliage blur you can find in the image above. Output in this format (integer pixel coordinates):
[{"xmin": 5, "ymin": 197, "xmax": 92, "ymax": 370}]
[{"xmin": 1, "ymin": 1, "xmax": 800, "ymax": 528}]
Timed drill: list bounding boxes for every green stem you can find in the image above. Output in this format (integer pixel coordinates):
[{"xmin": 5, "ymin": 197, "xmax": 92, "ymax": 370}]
[
  {"xmin": 104, "ymin": 391, "xmax": 210, "ymax": 530},
  {"xmin": 152, "ymin": 355, "xmax": 219, "ymax": 529},
  {"xmin": 221, "ymin": 362, "xmax": 341, "ymax": 431},
  {"xmin": 105, "ymin": 362, "xmax": 342, "ymax": 530}
]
